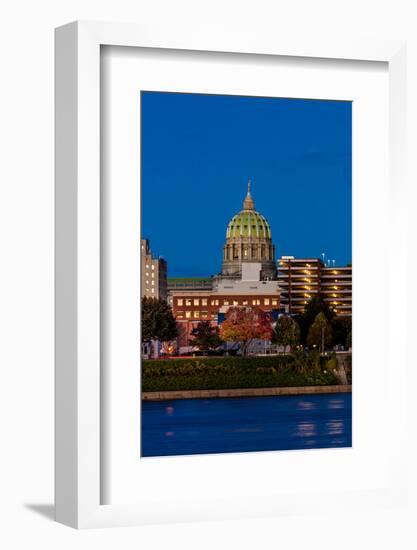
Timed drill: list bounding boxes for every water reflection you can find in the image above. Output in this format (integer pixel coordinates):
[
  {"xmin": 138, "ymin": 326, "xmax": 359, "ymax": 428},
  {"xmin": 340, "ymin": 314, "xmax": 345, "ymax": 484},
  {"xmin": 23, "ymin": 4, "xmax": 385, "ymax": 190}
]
[
  {"xmin": 297, "ymin": 400, "xmax": 315, "ymax": 410},
  {"xmin": 328, "ymin": 399, "xmax": 344, "ymax": 409},
  {"xmin": 327, "ymin": 420, "xmax": 344, "ymax": 435},
  {"xmin": 142, "ymin": 393, "xmax": 352, "ymax": 457},
  {"xmin": 295, "ymin": 421, "xmax": 317, "ymax": 437}
]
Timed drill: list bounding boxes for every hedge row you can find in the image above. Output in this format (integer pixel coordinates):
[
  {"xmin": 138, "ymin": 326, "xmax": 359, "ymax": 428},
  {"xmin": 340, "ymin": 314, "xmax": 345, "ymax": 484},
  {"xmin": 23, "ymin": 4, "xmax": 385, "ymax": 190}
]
[{"xmin": 142, "ymin": 353, "xmax": 340, "ymax": 392}]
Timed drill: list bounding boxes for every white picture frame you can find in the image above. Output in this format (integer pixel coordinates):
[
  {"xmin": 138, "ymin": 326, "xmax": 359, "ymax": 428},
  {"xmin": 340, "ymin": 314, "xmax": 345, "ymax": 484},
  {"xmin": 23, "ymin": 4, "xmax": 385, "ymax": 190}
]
[{"xmin": 55, "ymin": 21, "xmax": 407, "ymax": 529}]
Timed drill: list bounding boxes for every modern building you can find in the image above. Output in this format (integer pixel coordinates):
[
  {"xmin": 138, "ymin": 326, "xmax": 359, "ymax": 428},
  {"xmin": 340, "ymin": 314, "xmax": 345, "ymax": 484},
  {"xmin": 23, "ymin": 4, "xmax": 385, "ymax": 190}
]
[
  {"xmin": 141, "ymin": 239, "xmax": 167, "ymax": 300},
  {"xmin": 320, "ymin": 264, "xmax": 352, "ymax": 317},
  {"xmin": 277, "ymin": 256, "xmax": 352, "ymax": 317}
]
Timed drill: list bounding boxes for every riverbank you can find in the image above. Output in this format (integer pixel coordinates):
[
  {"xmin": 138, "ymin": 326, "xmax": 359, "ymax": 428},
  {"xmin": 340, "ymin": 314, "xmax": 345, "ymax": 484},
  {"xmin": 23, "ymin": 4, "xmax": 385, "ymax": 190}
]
[{"xmin": 142, "ymin": 384, "xmax": 352, "ymax": 401}]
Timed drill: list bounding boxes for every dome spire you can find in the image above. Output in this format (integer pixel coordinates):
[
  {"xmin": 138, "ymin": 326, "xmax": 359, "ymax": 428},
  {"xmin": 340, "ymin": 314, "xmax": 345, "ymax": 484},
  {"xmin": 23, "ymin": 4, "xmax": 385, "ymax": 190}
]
[{"xmin": 243, "ymin": 178, "xmax": 255, "ymax": 210}]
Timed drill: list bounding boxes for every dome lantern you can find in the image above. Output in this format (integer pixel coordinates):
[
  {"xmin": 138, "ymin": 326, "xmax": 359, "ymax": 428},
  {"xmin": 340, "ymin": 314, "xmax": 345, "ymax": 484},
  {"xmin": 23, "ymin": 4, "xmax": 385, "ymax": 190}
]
[{"xmin": 243, "ymin": 178, "xmax": 255, "ymax": 211}]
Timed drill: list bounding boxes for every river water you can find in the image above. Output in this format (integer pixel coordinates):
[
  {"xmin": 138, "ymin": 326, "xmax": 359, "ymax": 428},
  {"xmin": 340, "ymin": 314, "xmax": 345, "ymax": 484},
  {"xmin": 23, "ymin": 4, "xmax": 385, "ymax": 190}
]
[{"xmin": 141, "ymin": 393, "xmax": 351, "ymax": 457}]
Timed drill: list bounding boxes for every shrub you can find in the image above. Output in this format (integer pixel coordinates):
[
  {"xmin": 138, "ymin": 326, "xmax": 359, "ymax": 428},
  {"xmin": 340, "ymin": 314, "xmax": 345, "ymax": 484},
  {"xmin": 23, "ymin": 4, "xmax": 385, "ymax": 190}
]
[{"xmin": 142, "ymin": 354, "xmax": 341, "ymax": 392}]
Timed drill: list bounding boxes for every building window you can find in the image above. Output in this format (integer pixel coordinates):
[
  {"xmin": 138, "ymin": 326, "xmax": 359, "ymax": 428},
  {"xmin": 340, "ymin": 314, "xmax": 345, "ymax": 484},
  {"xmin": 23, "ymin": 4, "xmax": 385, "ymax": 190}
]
[
  {"xmin": 186, "ymin": 299, "xmax": 192, "ymax": 306},
  {"xmin": 177, "ymin": 299, "xmax": 183, "ymax": 306},
  {"xmin": 152, "ymin": 265, "xmax": 155, "ymax": 270},
  {"xmin": 242, "ymin": 300, "xmax": 248, "ymax": 305},
  {"xmin": 151, "ymin": 288, "xmax": 154, "ymax": 293},
  {"xmin": 193, "ymin": 299, "xmax": 199, "ymax": 306},
  {"xmin": 185, "ymin": 311, "xmax": 191, "ymax": 319},
  {"xmin": 177, "ymin": 311, "xmax": 184, "ymax": 319},
  {"xmin": 194, "ymin": 311, "xmax": 200, "ymax": 318},
  {"xmin": 272, "ymin": 299, "xmax": 278, "ymax": 306},
  {"xmin": 211, "ymin": 299, "xmax": 219, "ymax": 306},
  {"xmin": 233, "ymin": 300, "xmax": 239, "ymax": 306},
  {"xmin": 264, "ymin": 298, "xmax": 270, "ymax": 305},
  {"xmin": 223, "ymin": 300, "xmax": 229, "ymax": 306},
  {"xmin": 202, "ymin": 298, "xmax": 208, "ymax": 306},
  {"xmin": 202, "ymin": 311, "xmax": 208, "ymax": 318}
]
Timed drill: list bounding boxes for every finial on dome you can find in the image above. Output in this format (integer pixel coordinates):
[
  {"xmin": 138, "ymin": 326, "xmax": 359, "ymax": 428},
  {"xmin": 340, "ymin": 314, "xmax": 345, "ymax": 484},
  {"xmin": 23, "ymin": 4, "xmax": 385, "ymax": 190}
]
[{"xmin": 243, "ymin": 178, "xmax": 255, "ymax": 210}]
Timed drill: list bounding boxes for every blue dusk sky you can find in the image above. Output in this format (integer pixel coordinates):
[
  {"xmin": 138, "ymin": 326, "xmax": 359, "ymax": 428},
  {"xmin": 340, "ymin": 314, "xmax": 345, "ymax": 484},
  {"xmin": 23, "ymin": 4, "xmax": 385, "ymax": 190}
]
[{"xmin": 141, "ymin": 92, "xmax": 352, "ymax": 277}]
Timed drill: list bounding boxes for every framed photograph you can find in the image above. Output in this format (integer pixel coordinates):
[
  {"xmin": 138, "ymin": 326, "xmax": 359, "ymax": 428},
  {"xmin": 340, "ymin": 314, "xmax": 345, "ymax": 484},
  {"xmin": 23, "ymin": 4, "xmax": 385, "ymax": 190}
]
[{"xmin": 55, "ymin": 21, "xmax": 407, "ymax": 528}]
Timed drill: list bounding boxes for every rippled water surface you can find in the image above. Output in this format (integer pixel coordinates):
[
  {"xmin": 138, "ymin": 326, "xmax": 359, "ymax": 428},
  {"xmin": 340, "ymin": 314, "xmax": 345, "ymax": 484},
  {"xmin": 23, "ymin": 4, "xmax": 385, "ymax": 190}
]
[{"xmin": 141, "ymin": 393, "xmax": 352, "ymax": 457}]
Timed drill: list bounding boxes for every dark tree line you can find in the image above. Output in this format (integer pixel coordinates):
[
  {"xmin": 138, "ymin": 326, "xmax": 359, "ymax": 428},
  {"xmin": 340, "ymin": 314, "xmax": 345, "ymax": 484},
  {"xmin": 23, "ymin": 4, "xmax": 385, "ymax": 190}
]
[{"xmin": 294, "ymin": 295, "xmax": 351, "ymax": 349}]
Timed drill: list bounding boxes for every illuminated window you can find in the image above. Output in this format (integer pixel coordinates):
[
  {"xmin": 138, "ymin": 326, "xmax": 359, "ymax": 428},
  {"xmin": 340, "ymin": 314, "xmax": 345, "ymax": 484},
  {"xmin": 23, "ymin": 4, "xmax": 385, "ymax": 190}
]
[
  {"xmin": 152, "ymin": 265, "xmax": 155, "ymax": 270},
  {"xmin": 186, "ymin": 299, "xmax": 192, "ymax": 306},
  {"xmin": 272, "ymin": 299, "xmax": 278, "ymax": 306},
  {"xmin": 202, "ymin": 311, "xmax": 208, "ymax": 318},
  {"xmin": 211, "ymin": 299, "xmax": 219, "ymax": 306},
  {"xmin": 185, "ymin": 311, "xmax": 191, "ymax": 319},
  {"xmin": 202, "ymin": 298, "xmax": 208, "ymax": 306},
  {"xmin": 194, "ymin": 299, "xmax": 199, "ymax": 306},
  {"xmin": 194, "ymin": 311, "xmax": 200, "ymax": 318},
  {"xmin": 177, "ymin": 311, "xmax": 184, "ymax": 319},
  {"xmin": 242, "ymin": 300, "xmax": 248, "ymax": 305},
  {"xmin": 177, "ymin": 299, "xmax": 183, "ymax": 306},
  {"xmin": 264, "ymin": 298, "xmax": 270, "ymax": 305},
  {"xmin": 233, "ymin": 300, "xmax": 239, "ymax": 306},
  {"xmin": 223, "ymin": 300, "xmax": 229, "ymax": 306}
]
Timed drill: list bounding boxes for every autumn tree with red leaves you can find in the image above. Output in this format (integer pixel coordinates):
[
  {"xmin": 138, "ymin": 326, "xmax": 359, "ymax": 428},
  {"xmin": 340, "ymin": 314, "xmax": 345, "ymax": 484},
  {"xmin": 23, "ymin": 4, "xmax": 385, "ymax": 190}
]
[{"xmin": 219, "ymin": 306, "xmax": 273, "ymax": 356}]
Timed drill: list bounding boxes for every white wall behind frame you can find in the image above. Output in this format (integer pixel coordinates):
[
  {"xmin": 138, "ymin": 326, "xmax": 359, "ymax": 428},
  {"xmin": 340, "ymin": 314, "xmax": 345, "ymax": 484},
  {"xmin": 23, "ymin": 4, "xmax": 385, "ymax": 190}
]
[{"xmin": 1, "ymin": 0, "xmax": 415, "ymax": 546}]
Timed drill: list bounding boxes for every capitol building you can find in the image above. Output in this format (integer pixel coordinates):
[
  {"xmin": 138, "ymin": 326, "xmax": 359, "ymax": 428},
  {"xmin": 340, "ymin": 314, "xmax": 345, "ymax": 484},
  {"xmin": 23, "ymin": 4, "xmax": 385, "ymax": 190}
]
[
  {"xmin": 168, "ymin": 182, "xmax": 281, "ymax": 350},
  {"xmin": 142, "ymin": 179, "xmax": 352, "ymax": 351}
]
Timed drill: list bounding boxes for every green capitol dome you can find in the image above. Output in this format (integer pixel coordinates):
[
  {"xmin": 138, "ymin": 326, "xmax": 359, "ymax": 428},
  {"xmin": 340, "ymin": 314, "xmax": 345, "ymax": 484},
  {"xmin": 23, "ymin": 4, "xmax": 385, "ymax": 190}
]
[
  {"xmin": 226, "ymin": 211, "xmax": 272, "ymax": 239},
  {"xmin": 221, "ymin": 180, "xmax": 277, "ymax": 279}
]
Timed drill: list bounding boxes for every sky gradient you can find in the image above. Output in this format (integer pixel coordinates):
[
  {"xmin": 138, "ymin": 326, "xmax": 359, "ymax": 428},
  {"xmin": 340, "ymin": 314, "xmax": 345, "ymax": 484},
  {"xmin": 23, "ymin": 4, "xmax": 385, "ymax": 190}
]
[{"xmin": 141, "ymin": 92, "xmax": 352, "ymax": 277}]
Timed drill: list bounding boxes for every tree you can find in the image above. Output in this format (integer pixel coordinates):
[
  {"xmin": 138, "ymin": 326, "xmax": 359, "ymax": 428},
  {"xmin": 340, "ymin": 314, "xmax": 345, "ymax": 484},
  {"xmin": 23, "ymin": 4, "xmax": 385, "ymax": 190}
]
[
  {"xmin": 141, "ymin": 297, "xmax": 178, "ymax": 343},
  {"xmin": 331, "ymin": 317, "xmax": 352, "ymax": 348},
  {"xmin": 189, "ymin": 321, "xmax": 223, "ymax": 353},
  {"xmin": 307, "ymin": 312, "xmax": 333, "ymax": 353},
  {"xmin": 272, "ymin": 315, "xmax": 300, "ymax": 352},
  {"xmin": 296, "ymin": 294, "xmax": 335, "ymax": 345},
  {"xmin": 219, "ymin": 306, "xmax": 273, "ymax": 356}
]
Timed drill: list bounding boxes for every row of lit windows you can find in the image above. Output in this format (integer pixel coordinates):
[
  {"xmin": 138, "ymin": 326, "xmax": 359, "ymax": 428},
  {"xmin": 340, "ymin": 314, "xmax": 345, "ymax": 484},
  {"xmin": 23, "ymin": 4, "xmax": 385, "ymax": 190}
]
[
  {"xmin": 176, "ymin": 298, "xmax": 209, "ymax": 306},
  {"xmin": 176, "ymin": 311, "xmax": 211, "ymax": 319},
  {"xmin": 175, "ymin": 297, "xmax": 279, "ymax": 307}
]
